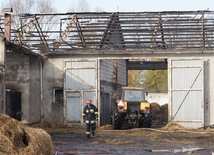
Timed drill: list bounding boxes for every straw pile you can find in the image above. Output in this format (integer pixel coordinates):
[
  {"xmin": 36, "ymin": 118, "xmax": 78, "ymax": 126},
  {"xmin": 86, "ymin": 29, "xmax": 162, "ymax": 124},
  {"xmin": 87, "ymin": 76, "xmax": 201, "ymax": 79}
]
[
  {"xmin": 162, "ymin": 121, "xmax": 185, "ymax": 131},
  {"xmin": 151, "ymin": 102, "xmax": 168, "ymax": 124},
  {"xmin": 0, "ymin": 114, "xmax": 53, "ymax": 155},
  {"xmin": 99, "ymin": 124, "xmax": 112, "ymax": 130}
]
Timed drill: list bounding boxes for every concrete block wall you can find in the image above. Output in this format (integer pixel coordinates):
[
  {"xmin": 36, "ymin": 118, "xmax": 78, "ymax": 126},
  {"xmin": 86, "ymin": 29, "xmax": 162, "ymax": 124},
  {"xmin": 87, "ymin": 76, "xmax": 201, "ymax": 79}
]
[
  {"xmin": 42, "ymin": 58, "xmax": 64, "ymax": 124},
  {"xmin": 5, "ymin": 52, "xmax": 41, "ymax": 122}
]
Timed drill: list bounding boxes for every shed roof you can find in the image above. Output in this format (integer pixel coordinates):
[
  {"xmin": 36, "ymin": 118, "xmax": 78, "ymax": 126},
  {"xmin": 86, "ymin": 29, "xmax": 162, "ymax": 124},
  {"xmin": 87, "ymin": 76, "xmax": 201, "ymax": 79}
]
[{"xmin": 1, "ymin": 11, "xmax": 214, "ymax": 54}]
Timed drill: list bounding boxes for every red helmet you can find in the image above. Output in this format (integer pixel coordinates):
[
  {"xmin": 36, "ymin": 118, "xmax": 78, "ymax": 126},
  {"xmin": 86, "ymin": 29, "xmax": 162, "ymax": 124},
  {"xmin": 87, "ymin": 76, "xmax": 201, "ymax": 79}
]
[{"xmin": 86, "ymin": 99, "xmax": 91, "ymax": 104}]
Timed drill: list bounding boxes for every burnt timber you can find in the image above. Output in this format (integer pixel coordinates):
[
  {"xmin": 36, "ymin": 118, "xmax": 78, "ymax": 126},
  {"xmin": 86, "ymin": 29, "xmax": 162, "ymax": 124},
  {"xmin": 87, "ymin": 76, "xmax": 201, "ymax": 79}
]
[{"xmin": 1, "ymin": 11, "xmax": 214, "ymax": 56}]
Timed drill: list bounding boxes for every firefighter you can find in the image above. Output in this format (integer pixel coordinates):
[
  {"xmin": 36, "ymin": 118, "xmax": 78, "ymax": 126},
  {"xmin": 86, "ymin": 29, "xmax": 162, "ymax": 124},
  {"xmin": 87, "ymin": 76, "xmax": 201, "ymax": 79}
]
[{"xmin": 83, "ymin": 99, "xmax": 98, "ymax": 138}]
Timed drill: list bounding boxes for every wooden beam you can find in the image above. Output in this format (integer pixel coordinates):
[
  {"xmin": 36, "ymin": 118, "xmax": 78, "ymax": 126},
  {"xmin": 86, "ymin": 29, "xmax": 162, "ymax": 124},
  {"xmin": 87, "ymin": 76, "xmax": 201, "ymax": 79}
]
[{"xmin": 127, "ymin": 61, "xmax": 167, "ymax": 70}]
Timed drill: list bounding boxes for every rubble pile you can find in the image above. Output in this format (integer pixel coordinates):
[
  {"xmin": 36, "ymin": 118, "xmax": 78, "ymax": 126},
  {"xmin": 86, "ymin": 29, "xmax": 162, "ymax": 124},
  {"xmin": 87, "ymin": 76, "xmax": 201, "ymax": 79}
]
[{"xmin": 0, "ymin": 114, "xmax": 53, "ymax": 155}]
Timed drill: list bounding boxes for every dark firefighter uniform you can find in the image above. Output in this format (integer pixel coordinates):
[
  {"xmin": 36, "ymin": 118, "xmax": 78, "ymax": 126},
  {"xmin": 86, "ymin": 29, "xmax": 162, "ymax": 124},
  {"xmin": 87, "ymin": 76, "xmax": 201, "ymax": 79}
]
[{"xmin": 83, "ymin": 99, "xmax": 98, "ymax": 138}]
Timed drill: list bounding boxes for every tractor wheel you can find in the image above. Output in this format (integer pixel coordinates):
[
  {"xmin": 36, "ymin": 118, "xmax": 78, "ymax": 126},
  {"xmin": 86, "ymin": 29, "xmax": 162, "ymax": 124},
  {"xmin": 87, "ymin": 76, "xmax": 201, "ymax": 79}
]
[
  {"xmin": 143, "ymin": 115, "xmax": 152, "ymax": 128},
  {"xmin": 112, "ymin": 103, "xmax": 122, "ymax": 130},
  {"xmin": 137, "ymin": 119, "xmax": 143, "ymax": 128}
]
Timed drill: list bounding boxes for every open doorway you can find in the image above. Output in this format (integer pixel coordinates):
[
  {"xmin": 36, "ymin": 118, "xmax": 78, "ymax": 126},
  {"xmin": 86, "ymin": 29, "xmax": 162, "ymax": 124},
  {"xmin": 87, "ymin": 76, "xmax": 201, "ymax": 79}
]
[
  {"xmin": 6, "ymin": 90, "xmax": 22, "ymax": 121},
  {"xmin": 127, "ymin": 58, "xmax": 168, "ymax": 127}
]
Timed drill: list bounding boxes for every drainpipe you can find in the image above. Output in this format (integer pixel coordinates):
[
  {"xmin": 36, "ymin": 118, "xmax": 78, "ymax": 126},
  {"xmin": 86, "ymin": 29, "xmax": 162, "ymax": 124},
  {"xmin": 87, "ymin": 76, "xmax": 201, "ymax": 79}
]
[
  {"xmin": 3, "ymin": 8, "xmax": 13, "ymax": 41},
  {"xmin": 97, "ymin": 59, "xmax": 100, "ymax": 127},
  {"xmin": 40, "ymin": 60, "xmax": 44, "ymax": 120}
]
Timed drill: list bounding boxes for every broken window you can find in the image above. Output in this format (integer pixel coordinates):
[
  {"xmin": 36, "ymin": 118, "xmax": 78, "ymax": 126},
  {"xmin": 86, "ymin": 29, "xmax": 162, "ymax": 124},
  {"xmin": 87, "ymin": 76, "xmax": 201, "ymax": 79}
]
[{"xmin": 53, "ymin": 87, "xmax": 63, "ymax": 104}]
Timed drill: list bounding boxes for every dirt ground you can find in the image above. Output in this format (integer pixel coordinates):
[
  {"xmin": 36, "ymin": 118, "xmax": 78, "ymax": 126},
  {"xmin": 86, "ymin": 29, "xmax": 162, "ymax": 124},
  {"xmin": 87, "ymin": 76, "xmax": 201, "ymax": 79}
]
[
  {"xmin": 42, "ymin": 122, "xmax": 214, "ymax": 155},
  {"xmin": 40, "ymin": 103, "xmax": 214, "ymax": 155}
]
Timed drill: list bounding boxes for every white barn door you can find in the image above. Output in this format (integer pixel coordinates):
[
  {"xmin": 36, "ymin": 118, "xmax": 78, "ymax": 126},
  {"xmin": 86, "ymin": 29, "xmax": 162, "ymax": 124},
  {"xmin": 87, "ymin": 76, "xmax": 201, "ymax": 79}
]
[
  {"xmin": 168, "ymin": 58, "xmax": 204, "ymax": 128},
  {"xmin": 65, "ymin": 60, "xmax": 97, "ymax": 125}
]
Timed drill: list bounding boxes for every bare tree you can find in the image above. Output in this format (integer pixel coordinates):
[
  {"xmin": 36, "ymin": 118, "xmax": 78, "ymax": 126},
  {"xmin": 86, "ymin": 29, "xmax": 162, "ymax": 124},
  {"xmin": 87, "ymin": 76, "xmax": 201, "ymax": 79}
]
[
  {"xmin": 1, "ymin": 0, "xmax": 57, "ymax": 49},
  {"xmin": 2, "ymin": 0, "xmax": 56, "ymax": 30},
  {"xmin": 1, "ymin": 0, "xmax": 56, "ymax": 14},
  {"xmin": 94, "ymin": 7, "xmax": 104, "ymax": 12},
  {"xmin": 68, "ymin": 0, "xmax": 105, "ymax": 12},
  {"xmin": 2, "ymin": 0, "xmax": 57, "ymax": 29},
  {"xmin": 69, "ymin": 0, "xmax": 91, "ymax": 12}
]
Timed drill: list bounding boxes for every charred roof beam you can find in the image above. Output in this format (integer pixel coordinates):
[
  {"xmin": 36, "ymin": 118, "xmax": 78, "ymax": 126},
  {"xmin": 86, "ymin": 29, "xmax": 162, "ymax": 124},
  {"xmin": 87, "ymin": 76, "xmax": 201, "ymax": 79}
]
[
  {"xmin": 99, "ymin": 13, "xmax": 114, "ymax": 48},
  {"xmin": 74, "ymin": 16, "xmax": 86, "ymax": 47},
  {"xmin": 54, "ymin": 14, "xmax": 86, "ymax": 49},
  {"xmin": 33, "ymin": 16, "xmax": 49, "ymax": 52},
  {"xmin": 54, "ymin": 14, "xmax": 86, "ymax": 48},
  {"xmin": 99, "ymin": 13, "xmax": 123, "ymax": 48},
  {"xmin": 151, "ymin": 13, "xmax": 167, "ymax": 49},
  {"xmin": 201, "ymin": 11, "xmax": 205, "ymax": 48},
  {"xmin": 54, "ymin": 15, "xmax": 76, "ymax": 49},
  {"xmin": 14, "ymin": 17, "xmax": 37, "ymax": 44}
]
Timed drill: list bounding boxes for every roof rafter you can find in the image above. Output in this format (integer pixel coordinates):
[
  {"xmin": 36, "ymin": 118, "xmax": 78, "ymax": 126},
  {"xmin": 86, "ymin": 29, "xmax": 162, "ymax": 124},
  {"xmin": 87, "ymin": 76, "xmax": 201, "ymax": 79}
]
[
  {"xmin": 99, "ymin": 13, "xmax": 125, "ymax": 48},
  {"xmin": 54, "ymin": 15, "xmax": 76, "ymax": 49},
  {"xmin": 1, "ymin": 11, "xmax": 214, "ymax": 53},
  {"xmin": 13, "ymin": 16, "xmax": 37, "ymax": 44},
  {"xmin": 33, "ymin": 16, "xmax": 49, "ymax": 52},
  {"xmin": 74, "ymin": 16, "xmax": 86, "ymax": 47}
]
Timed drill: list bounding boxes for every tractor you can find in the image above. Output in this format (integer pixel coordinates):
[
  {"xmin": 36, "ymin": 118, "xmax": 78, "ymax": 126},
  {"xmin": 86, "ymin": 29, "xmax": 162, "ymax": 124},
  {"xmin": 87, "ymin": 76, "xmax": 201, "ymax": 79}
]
[{"xmin": 111, "ymin": 87, "xmax": 152, "ymax": 129}]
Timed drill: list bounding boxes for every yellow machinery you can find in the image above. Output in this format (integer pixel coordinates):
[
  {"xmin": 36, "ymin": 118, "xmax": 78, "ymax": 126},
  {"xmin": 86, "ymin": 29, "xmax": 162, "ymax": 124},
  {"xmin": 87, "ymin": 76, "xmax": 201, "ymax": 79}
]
[{"xmin": 112, "ymin": 87, "xmax": 152, "ymax": 129}]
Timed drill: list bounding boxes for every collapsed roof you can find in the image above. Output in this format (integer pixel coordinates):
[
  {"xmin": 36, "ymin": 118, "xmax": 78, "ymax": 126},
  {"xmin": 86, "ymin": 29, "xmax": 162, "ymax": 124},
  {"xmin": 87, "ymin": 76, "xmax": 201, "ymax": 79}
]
[{"xmin": 1, "ymin": 11, "xmax": 214, "ymax": 54}]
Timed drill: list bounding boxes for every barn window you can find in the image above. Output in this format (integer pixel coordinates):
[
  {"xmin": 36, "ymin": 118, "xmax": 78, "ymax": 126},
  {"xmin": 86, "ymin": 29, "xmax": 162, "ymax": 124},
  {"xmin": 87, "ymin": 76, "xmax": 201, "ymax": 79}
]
[{"xmin": 53, "ymin": 87, "xmax": 63, "ymax": 104}]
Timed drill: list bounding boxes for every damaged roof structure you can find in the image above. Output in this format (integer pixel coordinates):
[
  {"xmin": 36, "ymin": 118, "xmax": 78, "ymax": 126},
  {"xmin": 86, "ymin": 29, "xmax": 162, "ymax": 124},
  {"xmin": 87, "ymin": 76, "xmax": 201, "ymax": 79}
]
[
  {"xmin": 1, "ymin": 10, "xmax": 214, "ymax": 55},
  {"xmin": 2, "ymin": 9, "xmax": 214, "ymax": 128}
]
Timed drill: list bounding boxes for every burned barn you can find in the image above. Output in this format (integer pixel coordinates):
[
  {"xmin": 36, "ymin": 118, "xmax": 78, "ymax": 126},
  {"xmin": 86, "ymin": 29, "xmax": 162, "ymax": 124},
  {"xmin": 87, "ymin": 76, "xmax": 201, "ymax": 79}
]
[{"xmin": 1, "ymin": 9, "xmax": 214, "ymax": 128}]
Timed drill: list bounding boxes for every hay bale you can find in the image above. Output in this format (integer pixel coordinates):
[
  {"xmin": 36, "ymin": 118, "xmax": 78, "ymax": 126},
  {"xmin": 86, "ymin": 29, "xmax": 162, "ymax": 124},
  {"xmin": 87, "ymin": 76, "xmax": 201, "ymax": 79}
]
[
  {"xmin": 20, "ymin": 127, "xmax": 53, "ymax": 155},
  {"xmin": 0, "ymin": 114, "xmax": 26, "ymax": 154},
  {"xmin": 0, "ymin": 114, "xmax": 53, "ymax": 155}
]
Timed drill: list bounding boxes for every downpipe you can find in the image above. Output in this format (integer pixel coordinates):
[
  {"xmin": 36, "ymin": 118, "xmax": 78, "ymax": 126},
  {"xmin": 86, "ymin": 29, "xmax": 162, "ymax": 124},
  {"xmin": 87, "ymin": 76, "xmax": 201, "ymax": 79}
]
[{"xmin": 40, "ymin": 60, "xmax": 43, "ymax": 120}]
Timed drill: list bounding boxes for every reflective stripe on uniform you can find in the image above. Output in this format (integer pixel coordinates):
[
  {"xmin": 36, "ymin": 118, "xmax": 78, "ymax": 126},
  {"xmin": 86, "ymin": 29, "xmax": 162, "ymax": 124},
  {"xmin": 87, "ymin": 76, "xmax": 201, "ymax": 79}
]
[
  {"xmin": 86, "ymin": 110, "xmax": 89, "ymax": 113},
  {"xmin": 85, "ymin": 120, "xmax": 89, "ymax": 123},
  {"xmin": 90, "ymin": 109, "xmax": 94, "ymax": 113},
  {"xmin": 95, "ymin": 112, "xmax": 98, "ymax": 115},
  {"xmin": 91, "ymin": 120, "xmax": 96, "ymax": 124},
  {"xmin": 83, "ymin": 113, "xmax": 85, "ymax": 116},
  {"xmin": 86, "ymin": 131, "xmax": 90, "ymax": 135}
]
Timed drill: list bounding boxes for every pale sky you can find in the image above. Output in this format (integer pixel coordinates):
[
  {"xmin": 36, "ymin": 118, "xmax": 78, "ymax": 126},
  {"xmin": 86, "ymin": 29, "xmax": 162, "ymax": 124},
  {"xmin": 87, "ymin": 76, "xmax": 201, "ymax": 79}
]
[
  {"xmin": 0, "ymin": 0, "xmax": 213, "ymax": 13},
  {"xmin": 55, "ymin": 0, "xmax": 213, "ymax": 13}
]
